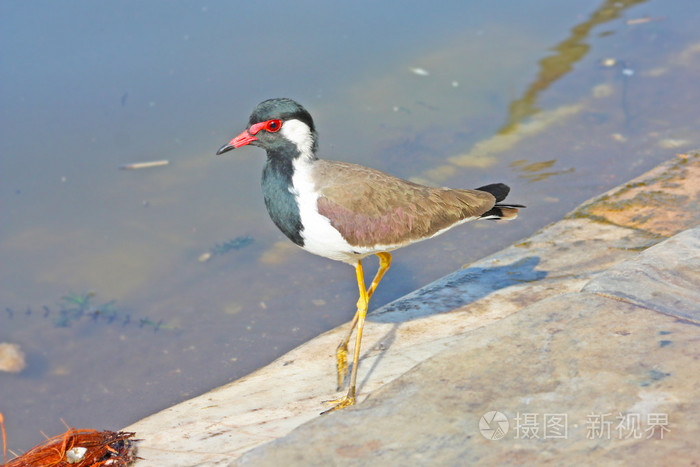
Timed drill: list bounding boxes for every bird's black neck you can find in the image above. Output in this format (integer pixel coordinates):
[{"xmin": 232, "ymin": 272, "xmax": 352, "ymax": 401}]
[{"xmin": 261, "ymin": 151, "xmax": 304, "ymax": 247}]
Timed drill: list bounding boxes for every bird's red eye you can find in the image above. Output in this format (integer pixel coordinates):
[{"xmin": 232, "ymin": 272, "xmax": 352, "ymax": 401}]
[
  {"xmin": 248, "ymin": 119, "xmax": 282, "ymax": 135},
  {"xmin": 265, "ymin": 119, "xmax": 282, "ymax": 132}
]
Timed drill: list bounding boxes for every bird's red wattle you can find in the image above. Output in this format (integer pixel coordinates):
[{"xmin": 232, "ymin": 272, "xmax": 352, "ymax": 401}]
[
  {"xmin": 248, "ymin": 121, "xmax": 269, "ymax": 135},
  {"xmin": 230, "ymin": 129, "xmax": 257, "ymax": 148}
]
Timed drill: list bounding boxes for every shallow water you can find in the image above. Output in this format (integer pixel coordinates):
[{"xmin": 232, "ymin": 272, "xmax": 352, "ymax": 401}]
[{"xmin": 2, "ymin": 0, "xmax": 699, "ymax": 452}]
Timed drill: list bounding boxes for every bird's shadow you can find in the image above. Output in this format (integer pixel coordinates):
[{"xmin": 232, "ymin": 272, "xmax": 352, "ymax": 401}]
[
  {"xmin": 354, "ymin": 256, "xmax": 545, "ymax": 390},
  {"xmin": 370, "ymin": 255, "xmax": 544, "ymax": 323}
]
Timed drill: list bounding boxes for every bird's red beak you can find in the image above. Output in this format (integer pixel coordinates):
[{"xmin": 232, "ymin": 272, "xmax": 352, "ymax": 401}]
[{"xmin": 216, "ymin": 129, "xmax": 257, "ymax": 155}]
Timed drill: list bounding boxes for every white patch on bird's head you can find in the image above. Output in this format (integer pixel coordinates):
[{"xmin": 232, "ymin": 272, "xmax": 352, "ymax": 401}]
[{"xmin": 281, "ymin": 119, "xmax": 316, "ymax": 160}]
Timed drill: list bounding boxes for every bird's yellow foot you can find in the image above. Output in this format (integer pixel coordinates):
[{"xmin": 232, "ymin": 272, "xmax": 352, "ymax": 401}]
[
  {"xmin": 321, "ymin": 393, "xmax": 356, "ymax": 414},
  {"xmin": 335, "ymin": 342, "xmax": 349, "ymax": 389}
]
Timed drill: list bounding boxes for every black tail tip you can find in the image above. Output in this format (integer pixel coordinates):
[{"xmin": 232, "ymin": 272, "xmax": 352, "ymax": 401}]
[
  {"xmin": 480, "ymin": 205, "xmax": 521, "ymax": 220},
  {"xmin": 476, "ymin": 183, "xmax": 510, "ymax": 202}
]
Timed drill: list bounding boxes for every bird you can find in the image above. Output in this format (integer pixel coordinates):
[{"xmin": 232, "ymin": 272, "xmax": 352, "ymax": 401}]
[{"xmin": 216, "ymin": 98, "xmax": 524, "ymax": 412}]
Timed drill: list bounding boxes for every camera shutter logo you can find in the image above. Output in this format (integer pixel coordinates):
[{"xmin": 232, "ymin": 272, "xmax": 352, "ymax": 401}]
[{"xmin": 480, "ymin": 411, "xmax": 509, "ymax": 440}]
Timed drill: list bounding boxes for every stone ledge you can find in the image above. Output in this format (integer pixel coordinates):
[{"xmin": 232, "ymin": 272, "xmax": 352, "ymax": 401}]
[
  {"xmin": 125, "ymin": 153, "xmax": 700, "ymax": 466},
  {"xmin": 240, "ymin": 286, "xmax": 699, "ymax": 465}
]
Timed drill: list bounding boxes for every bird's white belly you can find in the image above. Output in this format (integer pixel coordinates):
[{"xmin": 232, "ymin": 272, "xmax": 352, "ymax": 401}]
[{"xmin": 299, "ymin": 209, "xmax": 360, "ymax": 263}]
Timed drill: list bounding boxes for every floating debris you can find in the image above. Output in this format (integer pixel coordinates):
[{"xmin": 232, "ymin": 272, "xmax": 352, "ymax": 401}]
[
  {"xmin": 119, "ymin": 160, "xmax": 170, "ymax": 170},
  {"xmin": 626, "ymin": 16, "xmax": 665, "ymax": 25},
  {"xmin": 198, "ymin": 252, "xmax": 212, "ymax": 263},
  {"xmin": 392, "ymin": 106, "xmax": 411, "ymax": 114},
  {"xmin": 0, "ymin": 342, "xmax": 26, "ymax": 373},
  {"xmin": 3, "ymin": 427, "xmax": 138, "ymax": 467},
  {"xmin": 410, "ymin": 67, "xmax": 430, "ymax": 76},
  {"xmin": 600, "ymin": 58, "xmax": 617, "ymax": 67}
]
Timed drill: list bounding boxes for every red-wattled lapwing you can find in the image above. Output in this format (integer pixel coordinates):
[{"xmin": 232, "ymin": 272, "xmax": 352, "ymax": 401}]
[{"xmin": 217, "ymin": 98, "xmax": 524, "ymax": 412}]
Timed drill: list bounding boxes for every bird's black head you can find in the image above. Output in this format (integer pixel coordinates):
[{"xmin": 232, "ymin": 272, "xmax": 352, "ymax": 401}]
[{"xmin": 216, "ymin": 98, "xmax": 318, "ymax": 159}]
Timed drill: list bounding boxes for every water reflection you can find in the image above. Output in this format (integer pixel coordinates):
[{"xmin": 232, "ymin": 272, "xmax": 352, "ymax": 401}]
[
  {"xmin": 510, "ymin": 159, "xmax": 575, "ymax": 183},
  {"xmin": 499, "ymin": 0, "xmax": 649, "ymax": 134},
  {"xmin": 413, "ymin": 0, "xmax": 651, "ymax": 187},
  {"xmin": 421, "ymin": 104, "xmax": 583, "ymax": 184}
]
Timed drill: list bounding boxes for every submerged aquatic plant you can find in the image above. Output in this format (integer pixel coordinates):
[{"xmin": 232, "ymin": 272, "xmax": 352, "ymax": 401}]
[
  {"xmin": 210, "ymin": 235, "xmax": 254, "ymax": 256},
  {"xmin": 5, "ymin": 292, "xmax": 172, "ymax": 332}
]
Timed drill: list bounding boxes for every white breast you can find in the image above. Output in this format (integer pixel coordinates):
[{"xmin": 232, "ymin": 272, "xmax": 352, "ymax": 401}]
[{"xmin": 290, "ymin": 157, "xmax": 362, "ymax": 264}]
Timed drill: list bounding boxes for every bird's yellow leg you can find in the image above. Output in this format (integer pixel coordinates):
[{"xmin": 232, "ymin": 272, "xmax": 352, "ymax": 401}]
[
  {"xmin": 334, "ymin": 312, "xmax": 358, "ymax": 389},
  {"xmin": 324, "ymin": 259, "xmax": 369, "ymax": 412},
  {"xmin": 367, "ymin": 252, "xmax": 392, "ymax": 298},
  {"xmin": 334, "ymin": 253, "xmax": 392, "ymax": 389}
]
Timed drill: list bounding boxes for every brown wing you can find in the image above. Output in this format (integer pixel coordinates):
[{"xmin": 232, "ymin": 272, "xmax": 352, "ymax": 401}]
[{"xmin": 314, "ymin": 160, "xmax": 495, "ymax": 247}]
